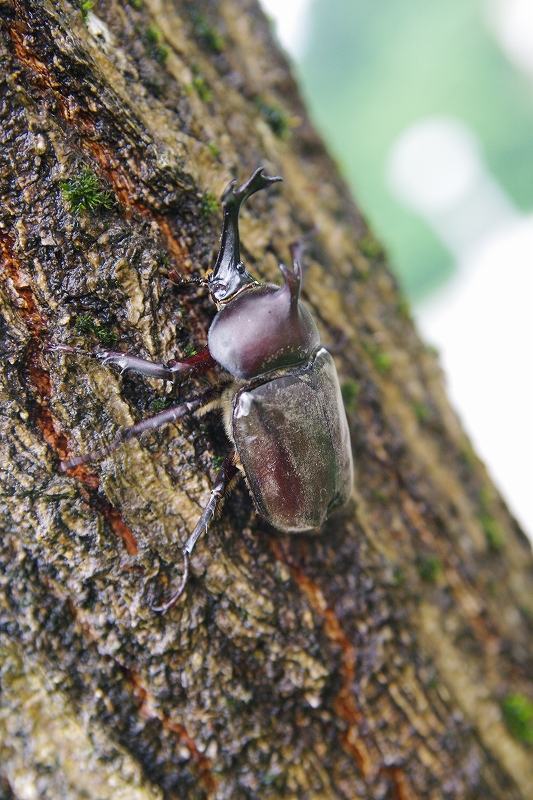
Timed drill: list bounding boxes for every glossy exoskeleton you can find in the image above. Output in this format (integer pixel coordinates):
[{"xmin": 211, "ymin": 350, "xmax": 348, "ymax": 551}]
[{"xmin": 59, "ymin": 168, "xmax": 353, "ymax": 611}]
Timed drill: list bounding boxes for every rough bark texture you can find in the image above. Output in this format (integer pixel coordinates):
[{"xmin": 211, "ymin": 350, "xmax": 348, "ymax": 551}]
[{"xmin": 1, "ymin": 1, "xmax": 533, "ymax": 798}]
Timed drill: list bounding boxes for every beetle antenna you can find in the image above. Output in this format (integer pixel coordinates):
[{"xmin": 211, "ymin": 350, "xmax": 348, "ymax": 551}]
[
  {"xmin": 168, "ymin": 269, "xmax": 207, "ymax": 290},
  {"xmin": 46, "ymin": 343, "xmax": 95, "ymax": 358}
]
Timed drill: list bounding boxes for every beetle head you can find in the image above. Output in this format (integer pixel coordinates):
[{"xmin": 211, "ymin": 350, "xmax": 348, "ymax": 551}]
[
  {"xmin": 208, "ymin": 167, "xmax": 282, "ymax": 304},
  {"xmin": 206, "ymin": 260, "xmax": 255, "ymax": 304}
]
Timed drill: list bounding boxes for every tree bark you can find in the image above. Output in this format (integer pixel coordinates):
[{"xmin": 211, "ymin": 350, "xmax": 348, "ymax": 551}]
[{"xmin": 1, "ymin": 0, "xmax": 533, "ymax": 798}]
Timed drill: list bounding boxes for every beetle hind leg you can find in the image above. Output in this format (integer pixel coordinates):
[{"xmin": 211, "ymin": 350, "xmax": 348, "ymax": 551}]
[
  {"xmin": 153, "ymin": 449, "xmax": 240, "ymax": 613},
  {"xmin": 61, "ymin": 385, "xmax": 224, "ymax": 469}
]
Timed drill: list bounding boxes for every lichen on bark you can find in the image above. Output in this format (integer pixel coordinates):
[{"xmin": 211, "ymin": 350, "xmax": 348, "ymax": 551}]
[{"xmin": 1, "ymin": 0, "xmax": 533, "ymax": 798}]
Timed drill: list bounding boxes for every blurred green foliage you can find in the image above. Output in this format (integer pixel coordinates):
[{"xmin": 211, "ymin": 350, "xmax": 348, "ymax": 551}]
[{"xmin": 300, "ymin": 0, "xmax": 533, "ymax": 301}]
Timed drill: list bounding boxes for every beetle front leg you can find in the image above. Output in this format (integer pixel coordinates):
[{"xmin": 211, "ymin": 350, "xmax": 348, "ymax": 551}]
[
  {"xmin": 153, "ymin": 450, "xmax": 240, "ymax": 613},
  {"xmin": 50, "ymin": 344, "xmax": 217, "ymax": 381}
]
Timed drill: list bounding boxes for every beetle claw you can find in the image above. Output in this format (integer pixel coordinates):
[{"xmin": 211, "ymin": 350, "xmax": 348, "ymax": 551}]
[
  {"xmin": 152, "ymin": 551, "xmax": 190, "ymax": 614},
  {"xmin": 97, "ymin": 351, "xmax": 124, "ymax": 369},
  {"xmin": 47, "ymin": 343, "xmax": 93, "ymax": 357}
]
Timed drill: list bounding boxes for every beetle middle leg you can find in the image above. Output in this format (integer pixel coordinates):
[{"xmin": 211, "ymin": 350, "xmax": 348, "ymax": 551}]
[
  {"xmin": 61, "ymin": 384, "xmax": 226, "ymax": 469},
  {"xmin": 153, "ymin": 449, "xmax": 240, "ymax": 613}
]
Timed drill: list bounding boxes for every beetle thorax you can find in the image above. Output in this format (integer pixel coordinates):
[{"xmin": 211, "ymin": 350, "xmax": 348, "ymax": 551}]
[{"xmin": 208, "ymin": 283, "xmax": 321, "ymax": 379}]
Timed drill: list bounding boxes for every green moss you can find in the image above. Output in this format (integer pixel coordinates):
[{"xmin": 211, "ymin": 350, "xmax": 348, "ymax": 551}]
[
  {"xmin": 461, "ymin": 443, "xmax": 477, "ymax": 469},
  {"xmin": 478, "ymin": 486, "xmax": 493, "ymax": 508},
  {"xmin": 372, "ymin": 489, "xmax": 387, "ymax": 503},
  {"xmin": 412, "ymin": 399, "xmax": 430, "ymax": 423},
  {"xmin": 75, "ymin": 314, "xmax": 96, "ymax": 335},
  {"xmin": 150, "ymin": 397, "xmax": 172, "ymax": 412},
  {"xmin": 75, "ymin": 315, "xmax": 117, "ymax": 344},
  {"xmin": 145, "ymin": 25, "xmax": 161, "ymax": 43},
  {"xmin": 397, "ymin": 297, "xmax": 411, "ymax": 320},
  {"xmin": 341, "ymin": 379, "xmax": 359, "ymax": 413},
  {"xmin": 145, "ymin": 26, "xmax": 169, "ymax": 63},
  {"xmin": 359, "ymin": 234, "xmax": 383, "ymax": 260},
  {"xmin": 192, "ymin": 76, "xmax": 212, "ymax": 102},
  {"xmin": 200, "ymin": 192, "xmax": 218, "ymax": 217},
  {"xmin": 418, "ymin": 556, "xmax": 441, "ymax": 583},
  {"xmin": 128, "ymin": 0, "xmax": 142, "ymax": 7},
  {"xmin": 60, "ymin": 166, "xmax": 113, "ymax": 215},
  {"xmin": 502, "ymin": 694, "xmax": 533, "ymax": 744},
  {"xmin": 207, "ymin": 141, "xmax": 220, "ymax": 157},
  {"xmin": 481, "ymin": 513, "xmax": 505, "ymax": 552},
  {"xmin": 362, "ymin": 341, "xmax": 392, "ymax": 373},
  {"xmin": 477, "ymin": 488, "xmax": 505, "ymax": 551},
  {"xmin": 393, "ymin": 565, "xmax": 405, "ymax": 587},
  {"xmin": 373, "ymin": 350, "xmax": 392, "ymax": 373},
  {"xmin": 191, "ymin": 10, "xmax": 226, "ymax": 53},
  {"xmin": 255, "ymin": 97, "xmax": 290, "ymax": 139},
  {"xmin": 95, "ymin": 327, "xmax": 118, "ymax": 345},
  {"xmin": 212, "ymin": 455, "xmax": 224, "ymax": 470},
  {"xmin": 156, "ymin": 44, "xmax": 169, "ymax": 63},
  {"xmin": 156, "ymin": 251, "xmax": 169, "ymax": 269},
  {"xmin": 80, "ymin": 0, "xmax": 93, "ymax": 20}
]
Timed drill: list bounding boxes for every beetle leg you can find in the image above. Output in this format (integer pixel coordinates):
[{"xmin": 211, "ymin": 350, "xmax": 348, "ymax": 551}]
[
  {"xmin": 50, "ymin": 343, "xmax": 216, "ymax": 381},
  {"xmin": 153, "ymin": 450, "xmax": 240, "ymax": 613},
  {"xmin": 167, "ymin": 346, "xmax": 218, "ymax": 377},
  {"xmin": 60, "ymin": 384, "xmax": 225, "ymax": 469}
]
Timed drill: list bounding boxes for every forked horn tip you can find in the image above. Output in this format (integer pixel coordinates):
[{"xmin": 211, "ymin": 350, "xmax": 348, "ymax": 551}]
[{"xmin": 279, "ymin": 261, "xmax": 301, "ymax": 307}]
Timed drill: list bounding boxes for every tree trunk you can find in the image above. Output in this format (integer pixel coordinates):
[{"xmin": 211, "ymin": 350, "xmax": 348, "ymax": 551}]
[{"xmin": 1, "ymin": 1, "xmax": 533, "ymax": 798}]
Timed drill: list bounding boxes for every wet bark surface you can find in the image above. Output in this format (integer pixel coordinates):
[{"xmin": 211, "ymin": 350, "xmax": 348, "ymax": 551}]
[{"xmin": 1, "ymin": 1, "xmax": 533, "ymax": 798}]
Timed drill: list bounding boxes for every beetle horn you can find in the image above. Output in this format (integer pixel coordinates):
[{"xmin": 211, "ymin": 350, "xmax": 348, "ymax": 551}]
[
  {"xmin": 279, "ymin": 232, "xmax": 317, "ymax": 312},
  {"xmin": 289, "ymin": 240, "xmax": 304, "ymax": 268},
  {"xmin": 208, "ymin": 167, "xmax": 282, "ymax": 303},
  {"xmin": 279, "ymin": 256, "xmax": 302, "ymax": 312}
]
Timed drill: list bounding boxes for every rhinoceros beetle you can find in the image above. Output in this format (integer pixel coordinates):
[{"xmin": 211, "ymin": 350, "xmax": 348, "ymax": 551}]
[{"xmin": 58, "ymin": 168, "xmax": 353, "ymax": 612}]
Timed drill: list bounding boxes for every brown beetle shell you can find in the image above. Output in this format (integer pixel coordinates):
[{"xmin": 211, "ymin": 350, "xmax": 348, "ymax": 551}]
[{"xmin": 230, "ymin": 348, "xmax": 353, "ymax": 532}]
